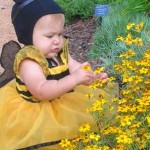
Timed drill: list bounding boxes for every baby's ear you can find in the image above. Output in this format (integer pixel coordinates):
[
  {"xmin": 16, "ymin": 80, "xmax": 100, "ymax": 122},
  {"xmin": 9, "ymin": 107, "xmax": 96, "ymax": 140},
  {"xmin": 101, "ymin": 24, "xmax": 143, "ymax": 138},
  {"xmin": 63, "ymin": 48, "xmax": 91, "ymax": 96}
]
[{"xmin": 0, "ymin": 40, "xmax": 21, "ymax": 87}]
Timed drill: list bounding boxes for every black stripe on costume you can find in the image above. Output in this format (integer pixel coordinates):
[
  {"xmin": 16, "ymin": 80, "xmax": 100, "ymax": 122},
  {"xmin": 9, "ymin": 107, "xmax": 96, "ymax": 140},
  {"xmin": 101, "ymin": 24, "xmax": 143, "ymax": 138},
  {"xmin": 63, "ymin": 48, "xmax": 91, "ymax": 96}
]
[
  {"xmin": 17, "ymin": 140, "xmax": 61, "ymax": 150},
  {"xmin": 16, "ymin": 87, "xmax": 32, "ymax": 97},
  {"xmin": 46, "ymin": 50, "xmax": 63, "ymax": 67},
  {"xmin": 46, "ymin": 69, "xmax": 70, "ymax": 80},
  {"xmin": 16, "ymin": 87, "xmax": 73, "ymax": 103},
  {"xmin": 23, "ymin": 97, "xmax": 41, "ymax": 103},
  {"xmin": 16, "ymin": 88, "xmax": 40, "ymax": 103},
  {"xmin": 55, "ymin": 49, "xmax": 63, "ymax": 61},
  {"xmin": 16, "ymin": 77, "xmax": 25, "ymax": 85},
  {"xmin": 46, "ymin": 58, "xmax": 58, "ymax": 66}
]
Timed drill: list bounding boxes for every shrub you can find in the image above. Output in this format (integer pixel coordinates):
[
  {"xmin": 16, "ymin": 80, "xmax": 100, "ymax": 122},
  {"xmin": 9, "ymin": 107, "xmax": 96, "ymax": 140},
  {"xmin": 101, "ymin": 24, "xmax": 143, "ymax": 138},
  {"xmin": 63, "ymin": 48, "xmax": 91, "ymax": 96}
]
[
  {"xmin": 88, "ymin": 3, "xmax": 150, "ymax": 79},
  {"xmin": 121, "ymin": 0, "xmax": 150, "ymax": 15},
  {"xmin": 59, "ymin": 23, "xmax": 150, "ymax": 150},
  {"xmin": 56, "ymin": 0, "xmax": 119, "ymax": 23}
]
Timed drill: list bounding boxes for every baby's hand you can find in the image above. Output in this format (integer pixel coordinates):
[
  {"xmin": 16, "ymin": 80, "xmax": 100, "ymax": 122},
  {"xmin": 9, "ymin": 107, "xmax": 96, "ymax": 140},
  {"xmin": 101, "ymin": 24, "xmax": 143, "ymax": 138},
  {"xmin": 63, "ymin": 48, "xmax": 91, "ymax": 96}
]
[
  {"xmin": 99, "ymin": 72, "xmax": 108, "ymax": 80},
  {"xmin": 70, "ymin": 62, "xmax": 95, "ymax": 85}
]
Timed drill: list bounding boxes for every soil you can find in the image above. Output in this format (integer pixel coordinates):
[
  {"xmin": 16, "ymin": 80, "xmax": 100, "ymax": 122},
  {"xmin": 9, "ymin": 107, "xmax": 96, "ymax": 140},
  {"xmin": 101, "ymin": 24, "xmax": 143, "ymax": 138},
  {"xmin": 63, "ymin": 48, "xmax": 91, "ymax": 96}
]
[
  {"xmin": 0, "ymin": 0, "xmax": 97, "ymax": 75},
  {"xmin": 63, "ymin": 17, "xmax": 96, "ymax": 63}
]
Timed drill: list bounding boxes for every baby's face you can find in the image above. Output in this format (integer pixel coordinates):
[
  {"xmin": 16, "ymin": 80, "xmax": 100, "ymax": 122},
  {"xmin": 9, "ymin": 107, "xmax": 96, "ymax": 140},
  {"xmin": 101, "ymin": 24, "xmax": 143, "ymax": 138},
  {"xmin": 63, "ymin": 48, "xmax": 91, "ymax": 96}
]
[{"xmin": 32, "ymin": 14, "xmax": 65, "ymax": 58}]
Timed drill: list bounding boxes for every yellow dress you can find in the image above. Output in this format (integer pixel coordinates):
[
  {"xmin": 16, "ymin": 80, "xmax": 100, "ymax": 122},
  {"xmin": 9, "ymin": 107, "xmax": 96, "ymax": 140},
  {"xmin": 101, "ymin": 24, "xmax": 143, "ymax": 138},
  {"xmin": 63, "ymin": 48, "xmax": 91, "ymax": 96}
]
[{"xmin": 0, "ymin": 41, "xmax": 118, "ymax": 150}]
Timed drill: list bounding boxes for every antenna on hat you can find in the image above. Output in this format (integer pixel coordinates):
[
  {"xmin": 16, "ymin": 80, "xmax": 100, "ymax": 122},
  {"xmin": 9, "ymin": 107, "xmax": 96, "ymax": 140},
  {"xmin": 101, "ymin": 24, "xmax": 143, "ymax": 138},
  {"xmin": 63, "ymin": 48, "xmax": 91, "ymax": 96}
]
[
  {"xmin": 13, "ymin": 0, "xmax": 25, "ymax": 3},
  {"xmin": 12, "ymin": 0, "xmax": 35, "ymax": 22},
  {"xmin": 13, "ymin": 0, "xmax": 21, "ymax": 2}
]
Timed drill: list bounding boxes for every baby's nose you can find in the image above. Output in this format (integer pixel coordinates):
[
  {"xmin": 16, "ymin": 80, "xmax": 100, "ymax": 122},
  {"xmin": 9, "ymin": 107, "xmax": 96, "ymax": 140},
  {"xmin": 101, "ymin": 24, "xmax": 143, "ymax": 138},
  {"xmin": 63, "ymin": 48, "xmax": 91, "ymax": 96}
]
[{"xmin": 53, "ymin": 35, "xmax": 60, "ymax": 44}]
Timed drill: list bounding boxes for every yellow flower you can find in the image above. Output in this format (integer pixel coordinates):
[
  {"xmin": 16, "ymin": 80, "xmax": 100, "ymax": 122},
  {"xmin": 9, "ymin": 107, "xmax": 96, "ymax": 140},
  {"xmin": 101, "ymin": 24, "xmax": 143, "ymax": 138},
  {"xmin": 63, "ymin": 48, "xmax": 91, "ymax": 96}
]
[
  {"xmin": 90, "ymin": 79, "xmax": 105, "ymax": 89},
  {"xmin": 116, "ymin": 134, "xmax": 133, "ymax": 144},
  {"xmin": 59, "ymin": 139, "xmax": 71, "ymax": 148},
  {"xmin": 129, "ymin": 122, "xmax": 141, "ymax": 130},
  {"xmin": 111, "ymin": 97, "xmax": 118, "ymax": 102},
  {"xmin": 118, "ymin": 105, "xmax": 130, "ymax": 113},
  {"xmin": 132, "ymin": 38, "xmax": 144, "ymax": 46},
  {"xmin": 94, "ymin": 66, "xmax": 104, "ymax": 74},
  {"xmin": 99, "ymin": 146, "xmax": 110, "ymax": 150},
  {"xmin": 122, "ymin": 77, "xmax": 131, "ymax": 83},
  {"xmin": 114, "ymin": 64, "xmax": 124, "ymax": 71},
  {"xmin": 122, "ymin": 60, "xmax": 132, "ymax": 67},
  {"xmin": 92, "ymin": 103, "xmax": 103, "ymax": 112},
  {"xmin": 136, "ymin": 105, "xmax": 146, "ymax": 113},
  {"xmin": 112, "ymin": 144, "xmax": 125, "ymax": 150},
  {"xmin": 139, "ymin": 67, "xmax": 149, "ymax": 74},
  {"xmin": 120, "ymin": 115, "xmax": 135, "ymax": 127},
  {"xmin": 81, "ymin": 135, "xmax": 90, "ymax": 143},
  {"xmin": 121, "ymin": 90, "xmax": 130, "ymax": 95},
  {"xmin": 147, "ymin": 115, "xmax": 150, "ymax": 125},
  {"xmin": 144, "ymin": 133, "xmax": 150, "ymax": 139},
  {"xmin": 135, "ymin": 137, "xmax": 141, "ymax": 142},
  {"xmin": 79, "ymin": 123, "xmax": 91, "ymax": 133},
  {"xmin": 116, "ymin": 36, "xmax": 124, "ymax": 41},
  {"xmin": 124, "ymin": 32, "xmax": 133, "ymax": 45},
  {"xmin": 108, "ymin": 77, "xmax": 116, "ymax": 81},
  {"xmin": 89, "ymin": 99, "xmax": 106, "ymax": 112},
  {"xmin": 83, "ymin": 145, "xmax": 100, "ymax": 150},
  {"xmin": 89, "ymin": 132, "xmax": 100, "ymax": 141},
  {"xmin": 119, "ymin": 49, "xmax": 136, "ymax": 58},
  {"xmin": 88, "ymin": 84, "xmax": 97, "ymax": 89},
  {"xmin": 135, "ymin": 22, "xmax": 144, "ymax": 32},
  {"xmin": 119, "ymin": 53, "xmax": 125, "ymax": 58},
  {"xmin": 118, "ymin": 98, "xmax": 127, "ymax": 104},
  {"xmin": 126, "ymin": 23, "xmax": 135, "ymax": 30},
  {"xmin": 133, "ymin": 76, "xmax": 143, "ymax": 83},
  {"xmin": 82, "ymin": 65, "xmax": 91, "ymax": 71},
  {"xmin": 143, "ymin": 51, "xmax": 150, "ymax": 59}
]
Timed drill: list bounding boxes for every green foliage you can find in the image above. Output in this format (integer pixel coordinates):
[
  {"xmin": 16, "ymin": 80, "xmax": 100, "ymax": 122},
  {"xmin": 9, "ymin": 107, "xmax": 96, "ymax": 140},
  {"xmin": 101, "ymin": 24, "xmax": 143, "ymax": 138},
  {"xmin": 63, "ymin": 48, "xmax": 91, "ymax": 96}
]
[
  {"xmin": 121, "ymin": 0, "xmax": 150, "ymax": 15},
  {"xmin": 56, "ymin": 0, "xmax": 119, "ymax": 23},
  {"xmin": 88, "ymin": 3, "xmax": 150, "ymax": 78},
  {"xmin": 59, "ymin": 49, "xmax": 150, "ymax": 149}
]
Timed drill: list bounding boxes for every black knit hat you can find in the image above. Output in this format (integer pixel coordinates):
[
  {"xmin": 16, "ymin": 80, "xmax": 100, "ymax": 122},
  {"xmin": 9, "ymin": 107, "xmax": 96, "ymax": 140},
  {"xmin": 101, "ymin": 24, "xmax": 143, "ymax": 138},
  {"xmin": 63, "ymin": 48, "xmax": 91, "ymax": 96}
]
[{"xmin": 11, "ymin": 0, "xmax": 64, "ymax": 45}]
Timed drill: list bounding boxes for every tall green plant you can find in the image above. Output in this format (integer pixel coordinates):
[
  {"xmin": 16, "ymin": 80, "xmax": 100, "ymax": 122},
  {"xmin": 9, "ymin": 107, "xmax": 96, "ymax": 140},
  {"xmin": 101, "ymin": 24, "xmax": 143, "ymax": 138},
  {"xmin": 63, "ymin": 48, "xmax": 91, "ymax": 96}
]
[{"xmin": 121, "ymin": 0, "xmax": 150, "ymax": 15}]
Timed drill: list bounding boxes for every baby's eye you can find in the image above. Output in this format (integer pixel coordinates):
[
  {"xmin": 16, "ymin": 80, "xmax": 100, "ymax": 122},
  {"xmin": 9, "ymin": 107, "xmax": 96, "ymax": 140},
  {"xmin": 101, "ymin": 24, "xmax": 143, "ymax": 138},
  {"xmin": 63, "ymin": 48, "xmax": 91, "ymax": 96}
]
[
  {"xmin": 46, "ymin": 35, "xmax": 53, "ymax": 38},
  {"xmin": 59, "ymin": 33, "xmax": 63, "ymax": 36}
]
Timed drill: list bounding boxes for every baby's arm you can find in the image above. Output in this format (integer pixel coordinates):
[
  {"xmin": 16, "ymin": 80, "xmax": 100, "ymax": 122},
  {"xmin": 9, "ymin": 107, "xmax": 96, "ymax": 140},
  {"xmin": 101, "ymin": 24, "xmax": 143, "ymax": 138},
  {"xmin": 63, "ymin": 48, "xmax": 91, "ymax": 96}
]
[
  {"xmin": 68, "ymin": 54, "xmax": 81, "ymax": 73},
  {"xmin": 19, "ymin": 59, "xmax": 94, "ymax": 101}
]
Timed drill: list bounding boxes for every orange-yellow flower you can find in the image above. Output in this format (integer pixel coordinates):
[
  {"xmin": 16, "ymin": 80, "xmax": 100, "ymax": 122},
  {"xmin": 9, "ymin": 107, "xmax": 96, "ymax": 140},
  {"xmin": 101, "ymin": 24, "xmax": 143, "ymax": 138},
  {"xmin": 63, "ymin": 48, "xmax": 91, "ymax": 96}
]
[
  {"xmin": 79, "ymin": 123, "xmax": 91, "ymax": 133},
  {"xmin": 126, "ymin": 23, "xmax": 135, "ymax": 30},
  {"xmin": 116, "ymin": 36, "xmax": 124, "ymax": 41},
  {"xmin": 124, "ymin": 33, "xmax": 133, "ymax": 45},
  {"xmin": 59, "ymin": 139, "xmax": 71, "ymax": 148},
  {"xmin": 135, "ymin": 22, "xmax": 144, "ymax": 32},
  {"xmin": 82, "ymin": 65, "xmax": 91, "ymax": 71}
]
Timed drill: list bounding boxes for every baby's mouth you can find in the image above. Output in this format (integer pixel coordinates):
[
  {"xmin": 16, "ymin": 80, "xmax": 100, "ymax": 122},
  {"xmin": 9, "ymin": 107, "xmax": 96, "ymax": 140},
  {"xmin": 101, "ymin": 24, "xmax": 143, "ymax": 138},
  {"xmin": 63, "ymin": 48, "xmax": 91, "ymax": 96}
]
[{"xmin": 51, "ymin": 48, "xmax": 59, "ymax": 53}]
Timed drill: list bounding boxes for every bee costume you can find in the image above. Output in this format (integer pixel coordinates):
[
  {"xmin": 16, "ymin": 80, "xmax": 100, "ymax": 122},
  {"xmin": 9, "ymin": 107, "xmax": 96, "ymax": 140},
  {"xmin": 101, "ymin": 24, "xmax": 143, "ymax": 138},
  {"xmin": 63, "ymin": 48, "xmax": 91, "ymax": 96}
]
[{"xmin": 0, "ymin": 0, "xmax": 118, "ymax": 149}]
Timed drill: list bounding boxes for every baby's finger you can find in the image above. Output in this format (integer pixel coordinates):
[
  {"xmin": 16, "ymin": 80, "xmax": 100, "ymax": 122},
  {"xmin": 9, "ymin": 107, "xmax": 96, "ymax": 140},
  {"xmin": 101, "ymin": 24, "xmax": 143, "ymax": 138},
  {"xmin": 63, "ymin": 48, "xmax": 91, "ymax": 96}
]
[{"xmin": 99, "ymin": 73, "xmax": 108, "ymax": 80}]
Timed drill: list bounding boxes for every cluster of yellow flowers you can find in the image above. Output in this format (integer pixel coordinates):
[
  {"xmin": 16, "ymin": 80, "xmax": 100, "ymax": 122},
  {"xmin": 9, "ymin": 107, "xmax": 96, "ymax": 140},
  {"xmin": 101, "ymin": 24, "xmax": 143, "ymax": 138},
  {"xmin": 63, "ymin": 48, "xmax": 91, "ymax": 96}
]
[
  {"xmin": 116, "ymin": 22, "xmax": 145, "ymax": 46},
  {"xmin": 59, "ymin": 22, "xmax": 150, "ymax": 149}
]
